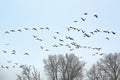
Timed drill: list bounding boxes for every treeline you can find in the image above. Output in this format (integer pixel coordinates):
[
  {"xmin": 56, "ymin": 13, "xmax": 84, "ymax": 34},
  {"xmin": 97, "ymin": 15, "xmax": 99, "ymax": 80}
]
[{"xmin": 16, "ymin": 53, "xmax": 120, "ymax": 80}]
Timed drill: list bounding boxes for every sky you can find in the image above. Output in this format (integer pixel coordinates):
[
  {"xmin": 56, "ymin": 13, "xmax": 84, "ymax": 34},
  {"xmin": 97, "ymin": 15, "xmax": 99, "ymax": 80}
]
[{"xmin": 0, "ymin": 0, "xmax": 120, "ymax": 80}]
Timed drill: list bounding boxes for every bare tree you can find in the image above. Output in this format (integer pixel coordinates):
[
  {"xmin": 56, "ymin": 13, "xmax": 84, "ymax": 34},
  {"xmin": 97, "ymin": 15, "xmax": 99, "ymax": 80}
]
[
  {"xmin": 43, "ymin": 55, "xmax": 58, "ymax": 80},
  {"xmin": 87, "ymin": 64, "xmax": 98, "ymax": 80},
  {"xmin": 58, "ymin": 54, "xmax": 85, "ymax": 80},
  {"xmin": 16, "ymin": 65, "xmax": 40, "ymax": 80},
  {"xmin": 87, "ymin": 64, "xmax": 108, "ymax": 80},
  {"xmin": 43, "ymin": 53, "xmax": 85, "ymax": 80},
  {"xmin": 87, "ymin": 53, "xmax": 120, "ymax": 80},
  {"xmin": 57, "ymin": 54, "xmax": 67, "ymax": 80}
]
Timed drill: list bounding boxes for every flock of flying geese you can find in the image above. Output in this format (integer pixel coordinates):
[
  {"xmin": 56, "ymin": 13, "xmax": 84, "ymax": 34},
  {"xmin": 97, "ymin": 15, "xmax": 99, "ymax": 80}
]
[
  {"xmin": 1, "ymin": 60, "xmax": 24, "ymax": 69},
  {"xmin": 74, "ymin": 13, "xmax": 98, "ymax": 22},
  {"xmin": 0, "ymin": 13, "xmax": 117, "ymax": 70},
  {"xmin": 2, "ymin": 50, "xmax": 29, "ymax": 55},
  {"xmin": 66, "ymin": 26, "xmax": 116, "ymax": 40},
  {"xmin": 4, "ymin": 27, "xmax": 50, "ymax": 34}
]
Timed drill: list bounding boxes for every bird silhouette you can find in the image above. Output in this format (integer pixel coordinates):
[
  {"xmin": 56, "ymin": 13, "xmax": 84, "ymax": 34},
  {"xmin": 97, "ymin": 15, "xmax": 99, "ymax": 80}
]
[
  {"xmin": 105, "ymin": 37, "xmax": 109, "ymax": 40},
  {"xmin": 65, "ymin": 36, "xmax": 69, "ymax": 39},
  {"xmin": 71, "ymin": 42, "xmax": 77, "ymax": 46},
  {"xmin": 92, "ymin": 48, "xmax": 101, "ymax": 51},
  {"xmin": 69, "ymin": 48, "xmax": 74, "ymax": 51},
  {"xmin": 56, "ymin": 32, "xmax": 60, "ymax": 34},
  {"xmin": 5, "ymin": 31, "xmax": 9, "ymax": 34},
  {"xmin": 83, "ymin": 46, "xmax": 87, "ymax": 48},
  {"xmin": 92, "ymin": 54, "xmax": 95, "ymax": 56},
  {"xmin": 94, "ymin": 29, "xmax": 100, "ymax": 33},
  {"xmin": 19, "ymin": 65, "xmax": 24, "ymax": 68},
  {"xmin": 40, "ymin": 46, "xmax": 43, "ymax": 49},
  {"xmin": 81, "ymin": 30, "xmax": 85, "ymax": 33},
  {"xmin": 32, "ymin": 28, "xmax": 37, "ymax": 31},
  {"xmin": 33, "ymin": 35, "xmax": 37, "ymax": 38},
  {"xmin": 90, "ymin": 32, "xmax": 94, "ymax": 35},
  {"xmin": 77, "ymin": 29, "xmax": 80, "ymax": 31},
  {"xmin": 65, "ymin": 44, "xmax": 71, "ymax": 48},
  {"xmin": 8, "ymin": 60, "xmax": 12, "ymax": 63},
  {"xmin": 59, "ymin": 39, "xmax": 64, "ymax": 42},
  {"xmin": 18, "ymin": 29, "xmax": 22, "ymax": 32},
  {"xmin": 111, "ymin": 31, "xmax": 116, "ymax": 35},
  {"xmin": 59, "ymin": 43, "xmax": 63, "ymax": 46},
  {"xmin": 24, "ymin": 53, "xmax": 29, "ymax": 55},
  {"xmin": 24, "ymin": 27, "xmax": 29, "ymax": 30},
  {"xmin": 13, "ymin": 66, "xmax": 15, "ymax": 68},
  {"xmin": 96, "ymin": 48, "xmax": 101, "ymax": 51},
  {"xmin": 10, "ymin": 30, "xmax": 15, "ymax": 32},
  {"xmin": 75, "ymin": 45, "xmax": 81, "ymax": 49},
  {"xmin": 103, "ymin": 31, "xmax": 110, "ymax": 34},
  {"xmin": 68, "ymin": 37, "xmax": 74, "ymax": 40},
  {"xmin": 5, "ymin": 43, "xmax": 10, "ymax": 45},
  {"xmin": 69, "ymin": 26, "xmax": 73, "ymax": 29},
  {"xmin": 67, "ymin": 28, "xmax": 70, "ymax": 31},
  {"xmin": 45, "ymin": 27, "xmax": 49, "ymax": 30},
  {"xmin": 81, "ymin": 18, "xmax": 86, "ymax": 21},
  {"xmin": 88, "ymin": 47, "xmax": 91, "ymax": 49},
  {"xmin": 84, "ymin": 33, "xmax": 91, "ymax": 37},
  {"xmin": 1, "ymin": 65, "xmax": 4, "ymax": 68},
  {"xmin": 37, "ymin": 38, "xmax": 43, "ymax": 41},
  {"xmin": 3, "ymin": 50, "xmax": 7, "ymax": 53},
  {"xmin": 95, "ymin": 52, "xmax": 99, "ymax": 54},
  {"xmin": 39, "ymin": 27, "xmax": 44, "ymax": 29},
  {"xmin": 74, "ymin": 21, "xmax": 78, "ymax": 23},
  {"xmin": 72, "ymin": 27, "xmax": 76, "ymax": 30},
  {"xmin": 84, "ymin": 13, "xmax": 87, "ymax": 15},
  {"xmin": 53, "ymin": 36, "xmax": 57, "ymax": 39},
  {"xmin": 12, "ymin": 50, "xmax": 16, "ymax": 53},
  {"xmin": 99, "ymin": 53, "xmax": 103, "ymax": 55},
  {"xmin": 53, "ymin": 45, "xmax": 58, "ymax": 47},
  {"xmin": 94, "ymin": 14, "xmax": 98, "ymax": 18},
  {"xmin": 15, "ymin": 63, "xmax": 18, "ymax": 65},
  {"xmin": 5, "ymin": 66, "xmax": 9, "ymax": 69},
  {"xmin": 11, "ymin": 50, "xmax": 16, "ymax": 54},
  {"xmin": 45, "ymin": 49, "xmax": 49, "ymax": 51}
]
